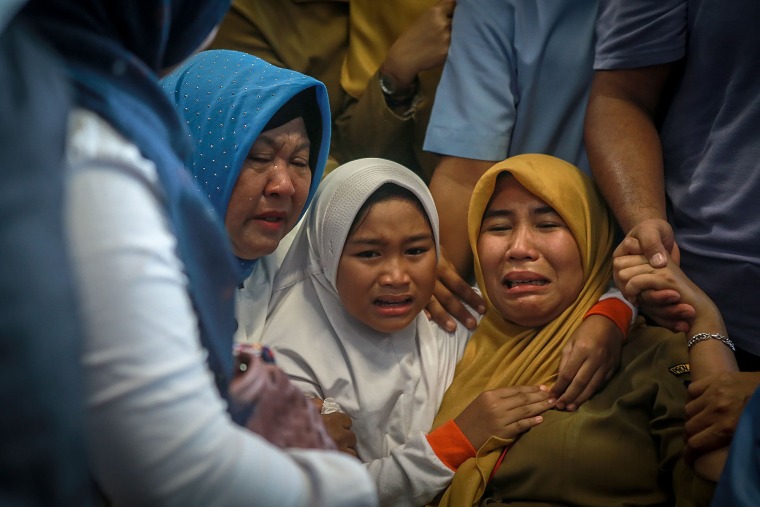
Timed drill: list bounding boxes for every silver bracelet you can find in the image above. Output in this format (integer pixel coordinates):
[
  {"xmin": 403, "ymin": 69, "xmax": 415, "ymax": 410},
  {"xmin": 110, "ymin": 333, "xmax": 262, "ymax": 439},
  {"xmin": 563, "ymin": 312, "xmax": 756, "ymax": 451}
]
[{"xmin": 687, "ymin": 332, "xmax": 736, "ymax": 352}]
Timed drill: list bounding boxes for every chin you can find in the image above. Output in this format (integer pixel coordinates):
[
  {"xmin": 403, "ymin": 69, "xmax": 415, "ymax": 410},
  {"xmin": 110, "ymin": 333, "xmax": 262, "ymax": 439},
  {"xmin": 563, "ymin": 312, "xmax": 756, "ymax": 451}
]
[{"xmin": 373, "ymin": 317, "xmax": 416, "ymax": 334}]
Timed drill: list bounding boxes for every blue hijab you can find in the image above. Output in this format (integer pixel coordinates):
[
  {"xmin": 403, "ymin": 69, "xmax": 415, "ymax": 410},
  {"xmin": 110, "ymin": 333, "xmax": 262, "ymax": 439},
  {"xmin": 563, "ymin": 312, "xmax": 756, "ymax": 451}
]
[
  {"xmin": 161, "ymin": 49, "xmax": 331, "ymax": 277},
  {"xmin": 21, "ymin": 1, "xmax": 245, "ymax": 405}
]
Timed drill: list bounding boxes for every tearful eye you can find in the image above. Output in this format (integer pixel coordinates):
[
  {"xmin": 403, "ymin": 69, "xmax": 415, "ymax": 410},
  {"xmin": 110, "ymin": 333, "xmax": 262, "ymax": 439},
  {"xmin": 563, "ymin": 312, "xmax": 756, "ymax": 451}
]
[{"xmin": 407, "ymin": 247, "xmax": 428, "ymax": 256}]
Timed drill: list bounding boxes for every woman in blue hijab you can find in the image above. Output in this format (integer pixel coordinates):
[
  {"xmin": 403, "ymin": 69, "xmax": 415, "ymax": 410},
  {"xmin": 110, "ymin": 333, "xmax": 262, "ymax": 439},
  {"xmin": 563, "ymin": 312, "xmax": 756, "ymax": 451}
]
[
  {"xmin": 22, "ymin": 2, "xmax": 373, "ymax": 506},
  {"xmin": 162, "ymin": 49, "xmax": 331, "ymax": 343}
]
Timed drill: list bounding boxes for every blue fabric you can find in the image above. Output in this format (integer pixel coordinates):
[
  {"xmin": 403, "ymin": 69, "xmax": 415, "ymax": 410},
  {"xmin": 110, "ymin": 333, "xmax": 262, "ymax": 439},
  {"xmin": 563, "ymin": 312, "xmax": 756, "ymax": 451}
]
[
  {"xmin": 423, "ymin": 0, "xmax": 597, "ymax": 172},
  {"xmin": 21, "ymin": 1, "xmax": 243, "ymax": 403},
  {"xmin": 594, "ymin": 0, "xmax": 760, "ymax": 355},
  {"xmin": 712, "ymin": 386, "xmax": 760, "ymax": 506},
  {"xmin": 161, "ymin": 49, "xmax": 330, "ymax": 278},
  {"xmin": 0, "ymin": 12, "xmax": 91, "ymax": 506}
]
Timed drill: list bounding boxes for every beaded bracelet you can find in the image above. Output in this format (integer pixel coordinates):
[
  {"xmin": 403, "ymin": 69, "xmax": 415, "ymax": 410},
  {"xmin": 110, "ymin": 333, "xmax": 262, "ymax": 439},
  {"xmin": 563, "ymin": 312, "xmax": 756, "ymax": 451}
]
[{"xmin": 687, "ymin": 332, "xmax": 736, "ymax": 352}]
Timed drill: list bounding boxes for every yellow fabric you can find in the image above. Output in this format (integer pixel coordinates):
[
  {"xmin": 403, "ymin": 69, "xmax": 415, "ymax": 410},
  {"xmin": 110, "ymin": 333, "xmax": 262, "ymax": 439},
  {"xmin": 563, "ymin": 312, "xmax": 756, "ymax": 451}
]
[
  {"xmin": 431, "ymin": 154, "xmax": 614, "ymax": 506},
  {"xmin": 340, "ymin": 0, "xmax": 434, "ymax": 99}
]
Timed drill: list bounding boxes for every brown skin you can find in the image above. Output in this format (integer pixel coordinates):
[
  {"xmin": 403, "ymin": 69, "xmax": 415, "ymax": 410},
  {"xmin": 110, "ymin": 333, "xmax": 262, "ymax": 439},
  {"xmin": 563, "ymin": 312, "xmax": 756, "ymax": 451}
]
[
  {"xmin": 310, "ymin": 399, "xmax": 358, "ymax": 457},
  {"xmin": 229, "ymin": 357, "xmax": 335, "ymax": 451},
  {"xmin": 429, "ymin": 162, "xmax": 625, "ymax": 410},
  {"xmin": 587, "ymin": 65, "xmax": 756, "ymax": 462},
  {"xmin": 380, "ymin": 0, "xmax": 456, "ymax": 113},
  {"xmin": 616, "ymin": 253, "xmax": 739, "ymax": 481},
  {"xmin": 585, "ymin": 66, "xmax": 693, "ymax": 331},
  {"xmin": 428, "ymin": 156, "xmax": 494, "ymax": 279},
  {"xmin": 454, "ymin": 385, "xmax": 554, "ymax": 450}
]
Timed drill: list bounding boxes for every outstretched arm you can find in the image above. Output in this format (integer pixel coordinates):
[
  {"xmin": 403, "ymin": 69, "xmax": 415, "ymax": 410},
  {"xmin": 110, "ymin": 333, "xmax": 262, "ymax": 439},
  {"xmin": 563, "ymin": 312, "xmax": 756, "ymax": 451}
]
[{"xmin": 616, "ymin": 254, "xmax": 741, "ymax": 481}]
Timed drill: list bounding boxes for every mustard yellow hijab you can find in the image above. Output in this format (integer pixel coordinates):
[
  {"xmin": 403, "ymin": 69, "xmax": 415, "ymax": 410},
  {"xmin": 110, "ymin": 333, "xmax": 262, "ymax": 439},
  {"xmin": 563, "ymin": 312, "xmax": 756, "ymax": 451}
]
[
  {"xmin": 432, "ymin": 154, "xmax": 614, "ymax": 506},
  {"xmin": 340, "ymin": 0, "xmax": 434, "ymax": 99}
]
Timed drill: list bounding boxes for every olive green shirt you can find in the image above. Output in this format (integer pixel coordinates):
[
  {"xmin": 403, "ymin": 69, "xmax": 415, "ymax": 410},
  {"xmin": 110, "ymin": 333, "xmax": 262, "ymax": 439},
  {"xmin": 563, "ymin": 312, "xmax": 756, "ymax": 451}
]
[
  {"xmin": 484, "ymin": 327, "xmax": 715, "ymax": 506},
  {"xmin": 210, "ymin": 0, "xmax": 439, "ymax": 179}
]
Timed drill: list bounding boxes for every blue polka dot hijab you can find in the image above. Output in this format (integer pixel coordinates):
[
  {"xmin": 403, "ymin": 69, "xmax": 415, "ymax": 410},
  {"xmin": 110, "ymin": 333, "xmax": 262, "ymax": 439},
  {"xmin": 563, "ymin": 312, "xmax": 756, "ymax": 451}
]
[{"xmin": 162, "ymin": 49, "xmax": 331, "ymax": 277}]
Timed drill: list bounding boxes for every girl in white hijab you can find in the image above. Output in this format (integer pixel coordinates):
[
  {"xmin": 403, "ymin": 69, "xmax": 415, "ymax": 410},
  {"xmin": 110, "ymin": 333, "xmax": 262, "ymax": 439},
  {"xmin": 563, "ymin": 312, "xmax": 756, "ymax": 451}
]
[{"xmin": 263, "ymin": 158, "xmax": 551, "ymax": 506}]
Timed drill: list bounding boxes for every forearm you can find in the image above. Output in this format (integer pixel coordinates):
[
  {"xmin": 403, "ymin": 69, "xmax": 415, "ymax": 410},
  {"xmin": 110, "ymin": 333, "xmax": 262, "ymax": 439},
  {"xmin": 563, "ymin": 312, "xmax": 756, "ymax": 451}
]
[
  {"xmin": 686, "ymin": 306, "xmax": 738, "ymax": 481},
  {"xmin": 584, "ymin": 67, "xmax": 671, "ymax": 232},
  {"xmin": 428, "ymin": 156, "xmax": 495, "ymax": 277},
  {"xmin": 332, "ymin": 70, "xmax": 418, "ymax": 164}
]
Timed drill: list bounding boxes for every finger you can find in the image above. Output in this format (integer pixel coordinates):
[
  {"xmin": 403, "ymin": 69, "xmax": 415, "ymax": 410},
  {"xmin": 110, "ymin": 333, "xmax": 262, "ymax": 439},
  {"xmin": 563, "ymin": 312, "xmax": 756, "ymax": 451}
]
[
  {"xmin": 686, "ymin": 427, "xmax": 732, "ymax": 455},
  {"xmin": 634, "ymin": 224, "xmax": 672, "ymax": 268},
  {"xmin": 641, "ymin": 288, "xmax": 681, "ymax": 305},
  {"xmin": 624, "ymin": 272, "xmax": 675, "ymax": 295},
  {"xmin": 565, "ymin": 368, "xmax": 608, "ymax": 411},
  {"xmin": 426, "ymin": 295, "xmax": 457, "ymax": 332},
  {"xmin": 439, "ymin": 266, "xmax": 485, "ymax": 314},
  {"xmin": 492, "ymin": 384, "xmax": 546, "ymax": 399},
  {"xmin": 433, "ymin": 281, "xmax": 478, "ymax": 329},
  {"xmin": 501, "ymin": 411, "xmax": 546, "ymax": 438},
  {"xmin": 616, "ymin": 262, "xmax": 659, "ymax": 286},
  {"xmin": 497, "ymin": 389, "xmax": 552, "ymax": 413},
  {"xmin": 556, "ymin": 359, "xmax": 596, "ymax": 409},
  {"xmin": 550, "ymin": 343, "xmax": 575, "ymax": 402},
  {"xmin": 550, "ymin": 349, "xmax": 585, "ymax": 405},
  {"xmin": 686, "ymin": 379, "xmax": 711, "ymax": 400},
  {"xmin": 613, "ymin": 236, "xmax": 643, "ymax": 258}
]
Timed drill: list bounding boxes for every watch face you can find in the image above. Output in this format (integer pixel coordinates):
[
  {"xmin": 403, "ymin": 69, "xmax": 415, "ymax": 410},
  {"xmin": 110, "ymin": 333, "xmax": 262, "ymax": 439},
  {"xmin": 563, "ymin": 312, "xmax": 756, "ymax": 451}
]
[{"xmin": 379, "ymin": 73, "xmax": 397, "ymax": 95}]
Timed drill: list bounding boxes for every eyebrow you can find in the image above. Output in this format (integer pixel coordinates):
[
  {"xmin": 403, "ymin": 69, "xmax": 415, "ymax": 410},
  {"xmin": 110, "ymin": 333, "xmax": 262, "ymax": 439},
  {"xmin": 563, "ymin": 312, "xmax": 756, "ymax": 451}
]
[
  {"xmin": 345, "ymin": 233, "xmax": 434, "ymax": 246},
  {"xmin": 482, "ymin": 205, "xmax": 558, "ymax": 219}
]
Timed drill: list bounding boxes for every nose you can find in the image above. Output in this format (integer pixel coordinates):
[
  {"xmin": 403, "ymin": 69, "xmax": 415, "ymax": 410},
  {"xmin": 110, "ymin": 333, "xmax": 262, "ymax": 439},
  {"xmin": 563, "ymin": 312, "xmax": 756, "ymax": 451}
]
[
  {"xmin": 507, "ymin": 225, "xmax": 538, "ymax": 261},
  {"xmin": 379, "ymin": 257, "xmax": 411, "ymax": 287},
  {"xmin": 263, "ymin": 160, "xmax": 296, "ymax": 197}
]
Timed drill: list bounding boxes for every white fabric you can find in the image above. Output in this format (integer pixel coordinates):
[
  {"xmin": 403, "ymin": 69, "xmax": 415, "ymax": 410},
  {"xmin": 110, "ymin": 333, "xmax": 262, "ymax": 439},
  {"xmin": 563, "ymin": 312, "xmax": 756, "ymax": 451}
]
[
  {"xmin": 235, "ymin": 222, "xmax": 301, "ymax": 344},
  {"xmin": 263, "ymin": 158, "xmax": 470, "ymax": 506},
  {"xmin": 65, "ymin": 109, "xmax": 376, "ymax": 507}
]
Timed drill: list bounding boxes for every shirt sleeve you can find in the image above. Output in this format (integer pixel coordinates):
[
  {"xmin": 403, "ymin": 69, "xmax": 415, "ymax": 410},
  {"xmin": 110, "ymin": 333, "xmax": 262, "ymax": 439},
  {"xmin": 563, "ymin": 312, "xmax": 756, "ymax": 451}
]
[
  {"xmin": 594, "ymin": 0, "xmax": 687, "ymax": 69},
  {"xmin": 65, "ymin": 117, "xmax": 376, "ymax": 507},
  {"xmin": 365, "ymin": 431, "xmax": 456, "ymax": 507},
  {"xmin": 423, "ymin": 0, "xmax": 517, "ymax": 161}
]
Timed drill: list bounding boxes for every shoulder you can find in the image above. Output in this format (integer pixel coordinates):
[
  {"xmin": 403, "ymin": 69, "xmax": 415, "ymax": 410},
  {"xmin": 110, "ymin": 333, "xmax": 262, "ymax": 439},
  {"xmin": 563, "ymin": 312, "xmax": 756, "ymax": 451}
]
[
  {"xmin": 66, "ymin": 108, "xmax": 159, "ymax": 186},
  {"xmin": 622, "ymin": 322, "xmax": 690, "ymax": 380},
  {"xmin": 594, "ymin": 0, "xmax": 687, "ymax": 69}
]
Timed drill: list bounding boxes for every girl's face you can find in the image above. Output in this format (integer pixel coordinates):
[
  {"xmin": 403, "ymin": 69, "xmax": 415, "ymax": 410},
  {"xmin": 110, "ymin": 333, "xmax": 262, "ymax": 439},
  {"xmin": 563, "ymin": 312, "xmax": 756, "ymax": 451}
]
[
  {"xmin": 477, "ymin": 175, "xmax": 584, "ymax": 328},
  {"xmin": 336, "ymin": 198, "xmax": 437, "ymax": 333}
]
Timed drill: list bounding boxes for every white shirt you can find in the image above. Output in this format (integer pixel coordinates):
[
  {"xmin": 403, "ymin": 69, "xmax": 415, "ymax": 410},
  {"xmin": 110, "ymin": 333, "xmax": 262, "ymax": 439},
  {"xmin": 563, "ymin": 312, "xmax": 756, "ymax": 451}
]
[{"xmin": 65, "ymin": 109, "xmax": 376, "ymax": 507}]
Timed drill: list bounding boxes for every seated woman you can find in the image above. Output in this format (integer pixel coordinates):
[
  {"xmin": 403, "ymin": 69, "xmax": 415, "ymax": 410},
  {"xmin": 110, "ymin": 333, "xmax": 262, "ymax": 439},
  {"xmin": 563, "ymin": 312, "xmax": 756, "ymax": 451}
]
[
  {"xmin": 432, "ymin": 154, "xmax": 738, "ymax": 506},
  {"xmin": 161, "ymin": 48, "xmax": 330, "ymax": 343},
  {"xmin": 262, "ymin": 157, "xmax": 632, "ymax": 506}
]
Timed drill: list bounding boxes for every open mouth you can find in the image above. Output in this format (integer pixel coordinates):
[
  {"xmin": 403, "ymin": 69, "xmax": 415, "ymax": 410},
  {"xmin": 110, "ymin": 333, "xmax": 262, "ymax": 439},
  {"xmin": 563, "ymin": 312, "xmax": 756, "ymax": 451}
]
[
  {"xmin": 504, "ymin": 279, "xmax": 548, "ymax": 289},
  {"xmin": 374, "ymin": 296, "xmax": 413, "ymax": 307}
]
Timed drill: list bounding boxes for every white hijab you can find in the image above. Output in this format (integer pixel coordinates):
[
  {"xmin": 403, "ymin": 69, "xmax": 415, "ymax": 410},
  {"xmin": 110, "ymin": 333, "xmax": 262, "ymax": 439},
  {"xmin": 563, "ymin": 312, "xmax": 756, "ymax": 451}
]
[{"xmin": 263, "ymin": 158, "xmax": 468, "ymax": 462}]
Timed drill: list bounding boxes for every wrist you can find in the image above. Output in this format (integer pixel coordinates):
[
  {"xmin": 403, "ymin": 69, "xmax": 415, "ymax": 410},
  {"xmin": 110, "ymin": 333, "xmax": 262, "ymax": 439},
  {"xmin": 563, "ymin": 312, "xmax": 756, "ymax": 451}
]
[{"xmin": 378, "ymin": 64, "xmax": 419, "ymax": 107}]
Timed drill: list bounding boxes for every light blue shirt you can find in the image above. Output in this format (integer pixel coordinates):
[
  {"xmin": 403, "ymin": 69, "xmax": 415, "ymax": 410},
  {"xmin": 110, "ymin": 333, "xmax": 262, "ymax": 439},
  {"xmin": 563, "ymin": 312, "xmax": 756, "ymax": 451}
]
[{"xmin": 423, "ymin": 0, "xmax": 598, "ymax": 172}]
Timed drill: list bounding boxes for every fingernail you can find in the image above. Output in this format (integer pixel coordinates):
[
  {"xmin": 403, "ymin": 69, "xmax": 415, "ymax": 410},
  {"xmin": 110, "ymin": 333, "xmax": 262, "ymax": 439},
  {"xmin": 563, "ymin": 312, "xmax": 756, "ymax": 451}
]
[
  {"xmin": 477, "ymin": 305, "xmax": 486, "ymax": 314},
  {"xmin": 534, "ymin": 416, "xmax": 544, "ymax": 423},
  {"xmin": 538, "ymin": 384, "xmax": 548, "ymax": 391},
  {"xmin": 465, "ymin": 318, "xmax": 476, "ymax": 329},
  {"xmin": 547, "ymin": 398, "xmax": 557, "ymax": 405},
  {"xmin": 567, "ymin": 404, "xmax": 577, "ymax": 412},
  {"xmin": 652, "ymin": 253, "xmax": 665, "ymax": 266},
  {"xmin": 446, "ymin": 320, "xmax": 456, "ymax": 332}
]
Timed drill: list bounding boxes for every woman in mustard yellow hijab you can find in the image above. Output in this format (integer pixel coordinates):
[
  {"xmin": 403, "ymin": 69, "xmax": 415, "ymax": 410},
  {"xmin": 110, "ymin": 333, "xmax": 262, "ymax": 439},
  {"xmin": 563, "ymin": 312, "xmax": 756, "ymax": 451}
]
[{"xmin": 432, "ymin": 154, "xmax": 738, "ymax": 506}]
